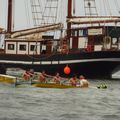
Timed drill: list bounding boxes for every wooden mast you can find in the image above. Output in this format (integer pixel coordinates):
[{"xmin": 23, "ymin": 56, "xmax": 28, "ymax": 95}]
[
  {"xmin": 67, "ymin": 0, "xmax": 72, "ymax": 41},
  {"xmin": 7, "ymin": 0, "xmax": 13, "ymax": 33}
]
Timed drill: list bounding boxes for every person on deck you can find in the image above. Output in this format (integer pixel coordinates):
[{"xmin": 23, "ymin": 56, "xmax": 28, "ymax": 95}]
[
  {"xmin": 61, "ymin": 41, "xmax": 69, "ymax": 54},
  {"xmin": 69, "ymin": 74, "xmax": 78, "ymax": 86},
  {"xmin": 39, "ymin": 70, "xmax": 52, "ymax": 83},
  {"xmin": 79, "ymin": 75, "xmax": 89, "ymax": 88}
]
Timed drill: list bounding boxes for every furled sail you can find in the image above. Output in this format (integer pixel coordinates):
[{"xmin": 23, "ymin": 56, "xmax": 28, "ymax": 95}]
[
  {"xmin": 67, "ymin": 16, "xmax": 120, "ymax": 24},
  {"xmin": 11, "ymin": 23, "xmax": 63, "ymax": 38}
]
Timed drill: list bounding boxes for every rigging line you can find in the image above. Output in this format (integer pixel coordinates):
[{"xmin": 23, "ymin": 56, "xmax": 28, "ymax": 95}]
[
  {"xmin": 12, "ymin": 0, "xmax": 15, "ymax": 31},
  {"xmin": 103, "ymin": 0, "xmax": 107, "ymax": 16},
  {"xmin": 55, "ymin": 0, "xmax": 59, "ymax": 23},
  {"xmin": 30, "ymin": 0, "xmax": 36, "ymax": 26},
  {"xmin": 34, "ymin": 0, "xmax": 44, "ymax": 40},
  {"xmin": 41, "ymin": 0, "xmax": 48, "ymax": 25},
  {"xmin": 106, "ymin": 0, "xmax": 112, "ymax": 16},
  {"xmin": 4, "ymin": 1, "xmax": 8, "ymax": 29},
  {"xmin": 34, "ymin": 0, "xmax": 43, "ymax": 26},
  {"xmin": 30, "ymin": 0, "xmax": 41, "ymax": 27},
  {"xmin": 37, "ymin": 0, "xmax": 44, "ymax": 25},
  {"xmin": 31, "ymin": 0, "xmax": 34, "ymax": 25},
  {"xmin": 46, "ymin": 0, "xmax": 53, "ymax": 24},
  {"xmin": 31, "ymin": 0, "xmax": 37, "ymax": 26},
  {"xmin": 40, "ymin": 0, "xmax": 46, "ymax": 26},
  {"xmin": 24, "ymin": 0, "xmax": 31, "ymax": 28},
  {"xmin": 73, "ymin": 0, "xmax": 75, "ymax": 15},
  {"xmin": 60, "ymin": 0, "xmax": 64, "ymax": 21},
  {"xmin": 99, "ymin": 0, "xmax": 102, "ymax": 15},
  {"xmin": 47, "ymin": 1, "xmax": 52, "ymax": 24},
  {"xmin": 84, "ymin": 0, "xmax": 86, "ymax": 16},
  {"xmin": 35, "ymin": 0, "xmax": 39, "ymax": 26},
  {"xmin": 102, "ymin": 0, "xmax": 107, "ymax": 26},
  {"xmin": 114, "ymin": 0, "xmax": 120, "ymax": 14},
  {"xmin": 53, "ymin": 0, "xmax": 59, "ymax": 37}
]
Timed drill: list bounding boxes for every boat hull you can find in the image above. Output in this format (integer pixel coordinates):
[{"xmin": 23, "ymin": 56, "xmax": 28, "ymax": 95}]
[
  {"xmin": 0, "ymin": 74, "xmax": 16, "ymax": 84},
  {"xmin": 32, "ymin": 83, "xmax": 80, "ymax": 88},
  {"xmin": 0, "ymin": 51, "xmax": 120, "ymax": 79}
]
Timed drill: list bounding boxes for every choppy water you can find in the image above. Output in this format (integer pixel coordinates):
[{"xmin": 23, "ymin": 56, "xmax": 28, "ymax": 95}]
[{"xmin": 0, "ymin": 80, "xmax": 120, "ymax": 120}]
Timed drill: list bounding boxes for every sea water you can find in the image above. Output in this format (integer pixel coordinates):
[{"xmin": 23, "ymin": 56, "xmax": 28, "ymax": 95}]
[{"xmin": 0, "ymin": 80, "xmax": 120, "ymax": 120}]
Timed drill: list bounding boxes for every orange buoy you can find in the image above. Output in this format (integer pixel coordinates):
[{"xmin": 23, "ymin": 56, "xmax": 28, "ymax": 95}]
[{"xmin": 64, "ymin": 66, "xmax": 71, "ymax": 75}]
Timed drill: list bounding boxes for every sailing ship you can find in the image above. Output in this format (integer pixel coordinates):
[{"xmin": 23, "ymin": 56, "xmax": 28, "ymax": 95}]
[{"xmin": 0, "ymin": 0, "xmax": 120, "ymax": 79}]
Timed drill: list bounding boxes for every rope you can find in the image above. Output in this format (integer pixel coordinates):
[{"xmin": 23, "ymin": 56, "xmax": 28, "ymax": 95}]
[
  {"xmin": 25, "ymin": 0, "xmax": 32, "ymax": 28},
  {"xmin": 106, "ymin": 0, "xmax": 112, "ymax": 16},
  {"xmin": 103, "ymin": 0, "xmax": 107, "ymax": 16},
  {"xmin": 114, "ymin": 0, "xmax": 120, "ymax": 14}
]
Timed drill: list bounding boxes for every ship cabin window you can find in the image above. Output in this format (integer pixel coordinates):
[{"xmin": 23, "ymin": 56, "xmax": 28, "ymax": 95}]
[
  {"xmin": 8, "ymin": 44, "xmax": 14, "ymax": 50},
  {"xmin": 71, "ymin": 30, "xmax": 78, "ymax": 37},
  {"xmin": 19, "ymin": 45, "xmax": 26, "ymax": 51},
  {"xmin": 79, "ymin": 30, "xmax": 83, "ymax": 36},
  {"xmin": 30, "ymin": 45, "xmax": 36, "ymax": 51},
  {"xmin": 79, "ymin": 29, "xmax": 87, "ymax": 37},
  {"xmin": 75, "ymin": 30, "xmax": 78, "ymax": 37}
]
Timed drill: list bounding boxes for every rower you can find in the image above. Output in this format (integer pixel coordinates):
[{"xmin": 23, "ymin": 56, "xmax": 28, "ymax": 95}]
[
  {"xmin": 79, "ymin": 75, "xmax": 89, "ymax": 88},
  {"xmin": 39, "ymin": 70, "xmax": 52, "ymax": 83},
  {"xmin": 69, "ymin": 74, "xmax": 77, "ymax": 86},
  {"xmin": 23, "ymin": 69, "xmax": 33, "ymax": 81},
  {"xmin": 53, "ymin": 72, "xmax": 68, "ymax": 84},
  {"xmin": 53, "ymin": 72, "xmax": 61, "ymax": 84}
]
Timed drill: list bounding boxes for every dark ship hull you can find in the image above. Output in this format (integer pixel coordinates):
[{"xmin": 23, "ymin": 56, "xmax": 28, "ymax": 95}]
[{"xmin": 0, "ymin": 51, "xmax": 120, "ymax": 79}]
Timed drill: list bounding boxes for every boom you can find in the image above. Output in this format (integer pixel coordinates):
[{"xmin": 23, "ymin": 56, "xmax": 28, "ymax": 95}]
[{"xmin": 11, "ymin": 23, "xmax": 63, "ymax": 38}]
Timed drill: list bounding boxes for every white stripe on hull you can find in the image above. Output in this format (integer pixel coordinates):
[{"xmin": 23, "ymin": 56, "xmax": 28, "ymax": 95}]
[{"xmin": 0, "ymin": 58, "xmax": 120, "ymax": 65}]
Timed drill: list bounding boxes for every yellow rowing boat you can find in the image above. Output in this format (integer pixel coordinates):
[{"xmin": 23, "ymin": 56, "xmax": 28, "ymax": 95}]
[
  {"xmin": 0, "ymin": 74, "xmax": 16, "ymax": 84},
  {"xmin": 32, "ymin": 82, "xmax": 81, "ymax": 89}
]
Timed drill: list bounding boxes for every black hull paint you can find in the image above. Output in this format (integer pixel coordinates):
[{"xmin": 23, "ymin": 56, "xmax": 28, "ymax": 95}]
[{"xmin": 0, "ymin": 51, "xmax": 120, "ymax": 79}]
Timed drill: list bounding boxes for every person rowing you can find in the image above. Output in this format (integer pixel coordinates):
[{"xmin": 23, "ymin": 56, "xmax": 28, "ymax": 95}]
[
  {"xmin": 69, "ymin": 74, "xmax": 78, "ymax": 86},
  {"xmin": 23, "ymin": 69, "xmax": 34, "ymax": 81},
  {"xmin": 53, "ymin": 72, "xmax": 68, "ymax": 84},
  {"xmin": 79, "ymin": 75, "xmax": 89, "ymax": 88},
  {"xmin": 39, "ymin": 70, "xmax": 52, "ymax": 83}
]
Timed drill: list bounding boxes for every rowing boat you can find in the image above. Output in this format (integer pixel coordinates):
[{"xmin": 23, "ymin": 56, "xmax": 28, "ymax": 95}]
[
  {"xmin": 0, "ymin": 74, "xmax": 107, "ymax": 89},
  {"xmin": 0, "ymin": 74, "xmax": 16, "ymax": 84},
  {"xmin": 32, "ymin": 82, "xmax": 107, "ymax": 89},
  {"xmin": 32, "ymin": 82, "xmax": 81, "ymax": 89}
]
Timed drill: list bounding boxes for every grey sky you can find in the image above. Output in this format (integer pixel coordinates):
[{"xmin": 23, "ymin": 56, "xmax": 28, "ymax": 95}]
[{"xmin": 0, "ymin": 0, "xmax": 120, "ymax": 31}]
